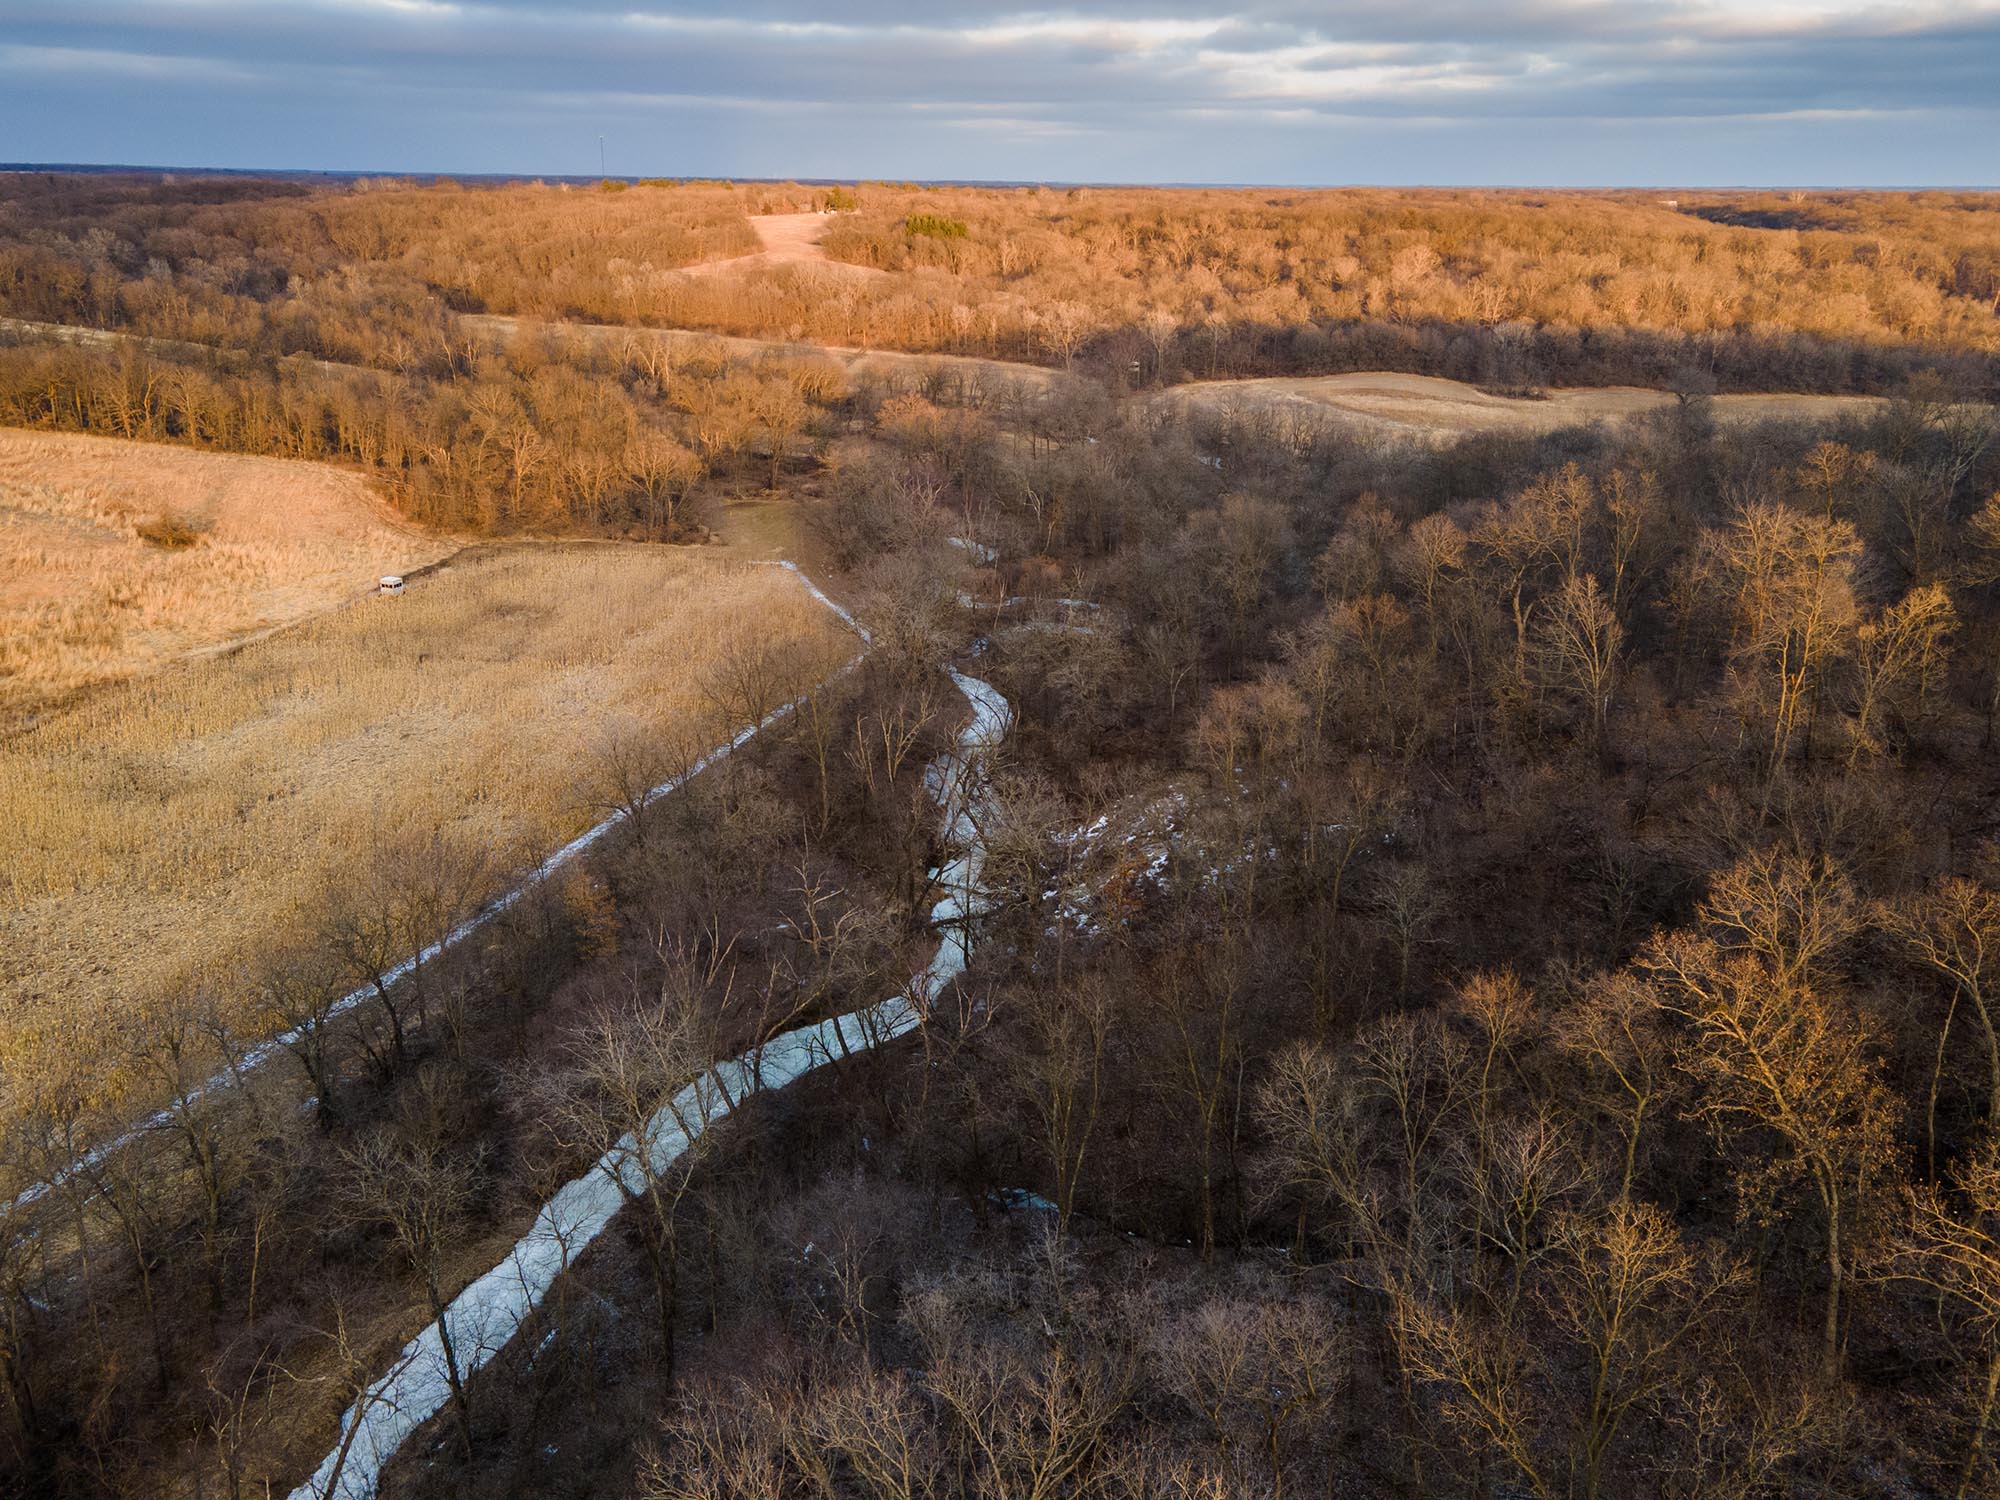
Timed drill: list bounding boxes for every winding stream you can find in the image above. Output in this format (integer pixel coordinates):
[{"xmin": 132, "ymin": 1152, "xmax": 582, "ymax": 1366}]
[{"xmin": 294, "ymin": 665, "xmax": 1012, "ymax": 1500}]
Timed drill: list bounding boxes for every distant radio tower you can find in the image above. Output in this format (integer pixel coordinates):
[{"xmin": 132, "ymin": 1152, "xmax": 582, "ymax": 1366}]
[{"xmin": 598, "ymin": 135, "xmax": 606, "ymax": 177}]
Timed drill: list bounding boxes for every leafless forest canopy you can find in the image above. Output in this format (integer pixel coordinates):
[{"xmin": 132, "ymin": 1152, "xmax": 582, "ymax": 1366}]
[{"xmin": 1, "ymin": 172, "xmax": 2000, "ymax": 1500}]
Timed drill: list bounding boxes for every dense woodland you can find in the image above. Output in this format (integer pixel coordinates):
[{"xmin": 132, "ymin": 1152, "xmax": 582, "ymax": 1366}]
[
  {"xmin": 5, "ymin": 175, "xmax": 2000, "ymax": 403},
  {"xmin": 0, "ymin": 330, "xmax": 857, "ymax": 536},
  {"xmin": 4, "ymin": 175, "xmax": 2000, "ymax": 1499}
]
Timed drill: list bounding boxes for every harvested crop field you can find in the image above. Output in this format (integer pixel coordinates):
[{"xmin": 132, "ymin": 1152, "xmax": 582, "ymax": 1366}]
[
  {"xmin": 0, "ymin": 545, "xmax": 852, "ymax": 1076},
  {"xmin": 0, "ymin": 429, "xmax": 452, "ymax": 722}
]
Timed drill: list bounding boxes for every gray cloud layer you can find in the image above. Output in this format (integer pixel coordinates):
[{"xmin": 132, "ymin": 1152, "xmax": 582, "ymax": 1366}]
[{"xmin": 1, "ymin": 2, "xmax": 1995, "ymax": 183}]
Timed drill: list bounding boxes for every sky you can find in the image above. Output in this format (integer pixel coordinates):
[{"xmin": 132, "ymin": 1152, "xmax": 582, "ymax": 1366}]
[{"xmin": 1, "ymin": 1, "xmax": 1997, "ymax": 186}]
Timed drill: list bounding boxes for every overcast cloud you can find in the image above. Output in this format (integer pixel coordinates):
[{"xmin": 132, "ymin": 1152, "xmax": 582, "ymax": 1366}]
[{"xmin": 1, "ymin": 1, "xmax": 1995, "ymax": 184}]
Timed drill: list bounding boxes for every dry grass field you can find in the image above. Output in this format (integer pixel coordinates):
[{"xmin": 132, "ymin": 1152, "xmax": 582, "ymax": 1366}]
[
  {"xmin": 0, "ymin": 545, "xmax": 851, "ymax": 1079},
  {"xmin": 0, "ymin": 429, "xmax": 453, "ymax": 723},
  {"xmin": 1163, "ymin": 371, "xmax": 1888, "ymax": 439}
]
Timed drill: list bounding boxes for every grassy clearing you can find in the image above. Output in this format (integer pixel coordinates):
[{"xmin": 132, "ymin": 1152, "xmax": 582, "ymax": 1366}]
[
  {"xmin": 0, "ymin": 429, "xmax": 453, "ymax": 723},
  {"xmin": 1163, "ymin": 371, "xmax": 1885, "ymax": 439},
  {"xmin": 0, "ymin": 544, "xmax": 850, "ymax": 1072}
]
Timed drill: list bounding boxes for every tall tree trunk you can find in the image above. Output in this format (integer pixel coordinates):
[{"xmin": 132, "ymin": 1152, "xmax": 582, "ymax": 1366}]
[
  {"xmin": 1822, "ymin": 1179, "xmax": 1844, "ymax": 1378},
  {"xmin": 1955, "ymin": 1345, "xmax": 2000, "ymax": 1500},
  {"xmin": 428, "ymin": 1271, "xmax": 475, "ymax": 1460}
]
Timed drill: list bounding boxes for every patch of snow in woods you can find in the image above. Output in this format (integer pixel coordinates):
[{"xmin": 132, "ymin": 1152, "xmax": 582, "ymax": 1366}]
[
  {"xmin": 943, "ymin": 534, "xmax": 997, "ymax": 566},
  {"xmin": 1042, "ymin": 791, "xmax": 1188, "ymax": 932},
  {"xmin": 955, "ymin": 591, "xmax": 1101, "ymax": 613},
  {"xmin": 1042, "ymin": 789, "xmax": 1342, "ymax": 936},
  {"xmin": 291, "ymin": 666, "xmax": 1012, "ymax": 1500},
  {"xmin": 993, "ymin": 1188, "xmax": 1059, "ymax": 1214}
]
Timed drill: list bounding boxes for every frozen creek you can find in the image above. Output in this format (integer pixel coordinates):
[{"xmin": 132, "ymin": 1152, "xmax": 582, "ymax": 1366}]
[{"xmin": 293, "ymin": 665, "xmax": 1012, "ymax": 1500}]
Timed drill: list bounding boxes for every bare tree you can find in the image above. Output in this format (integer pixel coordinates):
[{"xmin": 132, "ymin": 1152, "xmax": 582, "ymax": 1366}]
[
  {"xmin": 128, "ymin": 984, "xmax": 247, "ymax": 1311},
  {"xmin": 1003, "ymin": 976, "xmax": 1113, "ymax": 1234},
  {"xmin": 251, "ymin": 942, "xmax": 353, "ymax": 1130},
  {"xmin": 792, "ymin": 678, "xmax": 852, "ymax": 836},
  {"xmin": 1350, "ymin": 1011, "xmax": 1474, "ymax": 1268},
  {"xmin": 1531, "ymin": 572, "xmax": 1622, "ymax": 750},
  {"xmin": 1370, "ymin": 861, "xmax": 1448, "ymax": 999},
  {"xmin": 320, "ymin": 827, "xmax": 490, "ymax": 1074},
  {"xmin": 1554, "ymin": 974, "xmax": 1677, "ymax": 1204},
  {"xmin": 1885, "ymin": 877, "xmax": 2000, "ymax": 1136},
  {"xmin": 626, "ymin": 430, "xmax": 703, "ymax": 539},
  {"xmin": 1155, "ymin": 941, "xmax": 1249, "ymax": 1260},
  {"xmin": 1795, "ymin": 440, "xmax": 1877, "ymax": 521},
  {"xmin": 1700, "ymin": 502, "xmax": 1862, "ymax": 793},
  {"xmin": 339, "ymin": 1129, "xmax": 486, "ymax": 1458},
  {"xmin": 1642, "ymin": 922, "xmax": 1892, "ymax": 1375},
  {"xmin": 1847, "ymin": 582, "xmax": 1957, "ymax": 765},
  {"xmin": 200, "ymin": 1337, "xmax": 278, "ymax": 1500},
  {"xmin": 0, "ymin": 1128, "xmax": 43, "ymax": 1454},
  {"xmin": 1038, "ymin": 300, "xmax": 1096, "ymax": 369},
  {"xmin": 532, "ymin": 962, "xmax": 732, "ymax": 1386},
  {"xmin": 911, "ymin": 1312, "xmax": 1126, "ymax": 1500},
  {"xmin": 798, "ymin": 1364, "xmax": 945, "ymax": 1500},
  {"xmin": 290, "ymin": 1292, "xmax": 425, "ymax": 1500},
  {"xmin": 1254, "ymin": 1041, "xmax": 1365, "ymax": 1254},
  {"xmin": 645, "ymin": 1376, "xmax": 792, "ymax": 1500},
  {"xmin": 1387, "ymin": 1279, "xmax": 1552, "ymax": 1499},
  {"xmin": 748, "ymin": 374, "xmax": 811, "ymax": 490},
  {"xmin": 1145, "ymin": 1285, "xmax": 1340, "ymax": 1497},
  {"xmin": 1543, "ymin": 1201, "xmax": 1743, "ymax": 1500},
  {"xmin": 1890, "ymin": 1141, "xmax": 2000, "ymax": 1500},
  {"xmin": 591, "ymin": 714, "xmax": 710, "ymax": 851}
]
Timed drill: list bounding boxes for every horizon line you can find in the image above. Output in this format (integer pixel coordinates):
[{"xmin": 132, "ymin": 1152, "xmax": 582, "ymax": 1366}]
[{"xmin": 4, "ymin": 162, "xmax": 1997, "ymax": 194}]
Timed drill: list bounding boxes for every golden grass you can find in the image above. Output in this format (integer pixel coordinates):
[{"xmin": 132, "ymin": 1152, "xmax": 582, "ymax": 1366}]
[
  {"xmin": 0, "ymin": 545, "xmax": 849, "ymax": 1075},
  {"xmin": 1163, "ymin": 372, "xmax": 1887, "ymax": 440},
  {"xmin": 0, "ymin": 429, "xmax": 454, "ymax": 723}
]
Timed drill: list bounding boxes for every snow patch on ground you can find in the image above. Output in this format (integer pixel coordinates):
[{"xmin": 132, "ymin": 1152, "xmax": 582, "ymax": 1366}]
[
  {"xmin": 943, "ymin": 534, "xmax": 997, "ymax": 567},
  {"xmin": 993, "ymin": 1187, "xmax": 1059, "ymax": 1214},
  {"xmin": 1044, "ymin": 788, "xmax": 1190, "ymax": 933}
]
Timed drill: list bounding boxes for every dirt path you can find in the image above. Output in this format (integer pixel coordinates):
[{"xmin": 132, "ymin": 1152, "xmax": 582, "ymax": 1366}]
[
  {"xmin": 677, "ymin": 212, "xmax": 883, "ymax": 282},
  {"xmin": 468, "ymin": 313, "xmax": 1057, "ymax": 390},
  {"xmin": 1, "ymin": 315, "xmax": 214, "ymax": 363},
  {"xmin": 1164, "ymin": 370, "xmax": 1885, "ymax": 438}
]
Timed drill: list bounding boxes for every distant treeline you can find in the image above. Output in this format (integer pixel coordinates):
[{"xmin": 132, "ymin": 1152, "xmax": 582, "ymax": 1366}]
[{"xmin": 4, "ymin": 175, "xmax": 1998, "ymax": 396}]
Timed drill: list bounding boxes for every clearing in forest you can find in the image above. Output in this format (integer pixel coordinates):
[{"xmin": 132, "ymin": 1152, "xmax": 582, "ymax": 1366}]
[
  {"xmin": 0, "ymin": 430, "xmax": 452, "ymax": 722},
  {"xmin": 678, "ymin": 212, "xmax": 885, "ymax": 281},
  {"xmin": 468, "ymin": 312, "xmax": 1059, "ymax": 394},
  {"xmin": 1165, "ymin": 371, "xmax": 1886, "ymax": 438},
  {"xmin": 0, "ymin": 545, "xmax": 852, "ymax": 1081}
]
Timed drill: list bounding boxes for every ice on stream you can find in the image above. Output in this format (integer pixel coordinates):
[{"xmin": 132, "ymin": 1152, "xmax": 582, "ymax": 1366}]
[{"xmin": 291, "ymin": 666, "xmax": 1011, "ymax": 1500}]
